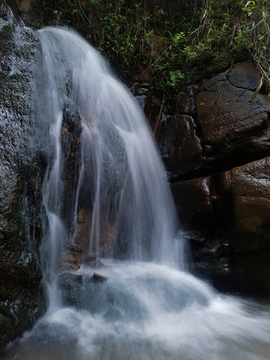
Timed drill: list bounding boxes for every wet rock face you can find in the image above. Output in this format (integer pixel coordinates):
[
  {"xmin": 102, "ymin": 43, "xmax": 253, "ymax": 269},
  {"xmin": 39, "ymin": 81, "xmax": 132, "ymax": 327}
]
[
  {"xmin": 196, "ymin": 63, "xmax": 270, "ymax": 171},
  {"xmin": 157, "ymin": 61, "xmax": 270, "ymax": 182},
  {"xmin": 0, "ymin": 1, "xmax": 43, "ymax": 348},
  {"xmin": 159, "ymin": 114, "xmax": 203, "ymax": 179},
  {"xmin": 171, "ymin": 174, "xmax": 236, "ymax": 292},
  {"xmin": 61, "ymin": 98, "xmax": 83, "ymax": 236},
  {"xmin": 171, "ymin": 177, "xmax": 214, "ymax": 230},
  {"xmin": 231, "ymin": 157, "xmax": 270, "ymax": 253},
  {"xmin": 0, "ymin": 3, "xmax": 85, "ymax": 346},
  {"xmin": 171, "ymin": 157, "xmax": 270, "ymax": 294},
  {"xmin": 156, "ymin": 61, "xmax": 270, "ymax": 293},
  {"xmin": 196, "ymin": 74, "xmax": 267, "ymax": 145}
]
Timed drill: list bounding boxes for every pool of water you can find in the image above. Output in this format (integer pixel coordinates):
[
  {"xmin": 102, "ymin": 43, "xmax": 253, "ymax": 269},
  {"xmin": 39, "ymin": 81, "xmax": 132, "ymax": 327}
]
[{"xmin": 3, "ymin": 261, "xmax": 270, "ymax": 360}]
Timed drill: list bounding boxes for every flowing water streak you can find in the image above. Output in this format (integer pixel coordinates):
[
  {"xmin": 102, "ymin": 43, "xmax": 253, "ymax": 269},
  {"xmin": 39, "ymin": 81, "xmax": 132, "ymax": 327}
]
[
  {"xmin": 68, "ymin": 28, "xmax": 181, "ymax": 263},
  {"xmin": 38, "ymin": 33, "xmax": 70, "ymax": 311}
]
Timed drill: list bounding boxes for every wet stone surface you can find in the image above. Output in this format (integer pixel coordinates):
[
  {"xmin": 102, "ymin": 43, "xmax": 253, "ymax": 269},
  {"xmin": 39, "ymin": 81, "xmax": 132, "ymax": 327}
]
[
  {"xmin": 159, "ymin": 114, "xmax": 203, "ymax": 180},
  {"xmin": 0, "ymin": 1, "xmax": 43, "ymax": 348}
]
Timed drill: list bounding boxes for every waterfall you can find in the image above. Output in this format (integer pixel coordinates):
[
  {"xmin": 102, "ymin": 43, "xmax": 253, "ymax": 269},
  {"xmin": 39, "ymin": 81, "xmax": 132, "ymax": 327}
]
[
  {"xmin": 3, "ymin": 27, "xmax": 270, "ymax": 360},
  {"xmin": 37, "ymin": 27, "xmax": 182, "ymax": 311}
]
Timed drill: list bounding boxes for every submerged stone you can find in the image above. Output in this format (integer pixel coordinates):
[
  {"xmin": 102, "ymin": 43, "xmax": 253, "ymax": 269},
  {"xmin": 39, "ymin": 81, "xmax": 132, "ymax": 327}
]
[
  {"xmin": 58, "ymin": 273, "xmax": 83, "ymax": 307},
  {"xmin": 91, "ymin": 272, "xmax": 108, "ymax": 283}
]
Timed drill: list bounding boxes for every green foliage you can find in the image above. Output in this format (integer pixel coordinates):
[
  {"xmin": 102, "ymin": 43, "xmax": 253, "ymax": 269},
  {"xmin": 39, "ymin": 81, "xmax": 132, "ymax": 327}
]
[
  {"xmin": 35, "ymin": 0, "xmax": 270, "ymax": 105},
  {"xmin": 186, "ymin": 0, "xmax": 270, "ymax": 87}
]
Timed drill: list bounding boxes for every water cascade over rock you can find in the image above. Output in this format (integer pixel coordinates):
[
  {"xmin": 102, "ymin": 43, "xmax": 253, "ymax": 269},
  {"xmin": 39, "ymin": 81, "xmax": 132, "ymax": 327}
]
[
  {"xmin": 1, "ymin": 4, "xmax": 270, "ymax": 358},
  {"xmin": 36, "ymin": 27, "xmax": 180, "ymax": 311}
]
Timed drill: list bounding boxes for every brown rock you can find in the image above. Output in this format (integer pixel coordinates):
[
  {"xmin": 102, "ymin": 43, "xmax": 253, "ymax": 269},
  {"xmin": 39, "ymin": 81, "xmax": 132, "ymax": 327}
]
[
  {"xmin": 197, "ymin": 79, "xmax": 267, "ymax": 147},
  {"xmin": 60, "ymin": 245, "xmax": 83, "ymax": 272},
  {"xmin": 159, "ymin": 114, "xmax": 203, "ymax": 179},
  {"xmin": 91, "ymin": 272, "xmax": 107, "ymax": 283},
  {"xmin": 60, "ymin": 208, "xmax": 92, "ymax": 271},
  {"xmin": 171, "ymin": 176, "xmax": 215, "ymax": 230},
  {"xmin": 61, "ymin": 99, "xmax": 82, "ymax": 236},
  {"xmin": 196, "ymin": 62, "xmax": 270, "ymax": 162},
  {"xmin": 217, "ymin": 170, "xmax": 232, "ymax": 193},
  {"xmin": 60, "ymin": 207, "xmax": 115, "ymax": 271},
  {"xmin": 73, "ymin": 208, "xmax": 93, "ymax": 253},
  {"xmin": 231, "ymin": 156, "xmax": 270, "ymax": 253}
]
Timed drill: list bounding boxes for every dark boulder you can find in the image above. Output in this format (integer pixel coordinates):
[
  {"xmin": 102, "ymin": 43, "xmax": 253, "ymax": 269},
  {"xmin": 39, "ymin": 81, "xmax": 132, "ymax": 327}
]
[
  {"xmin": 196, "ymin": 62, "xmax": 270, "ymax": 171},
  {"xmin": 171, "ymin": 176, "xmax": 215, "ymax": 230},
  {"xmin": 173, "ymin": 157, "xmax": 270, "ymax": 294},
  {"xmin": 161, "ymin": 61, "xmax": 270, "ymax": 294},
  {"xmin": 231, "ymin": 156, "xmax": 270, "ymax": 253},
  {"xmin": 159, "ymin": 114, "xmax": 203, "ymax": 180}
]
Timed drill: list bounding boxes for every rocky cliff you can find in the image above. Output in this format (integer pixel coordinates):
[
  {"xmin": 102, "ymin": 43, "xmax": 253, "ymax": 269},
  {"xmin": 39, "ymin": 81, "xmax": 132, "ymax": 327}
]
[
  {"xmin": 0, "ymin": 0, "xmax": 43, "ymax": 348},
  {"xmin": 144, "ymin": 61, "xmax": 270, "ymax": 294},
  {"xmin": 0, "ymin": 1, "xmax": 84, "ymax": 349}
]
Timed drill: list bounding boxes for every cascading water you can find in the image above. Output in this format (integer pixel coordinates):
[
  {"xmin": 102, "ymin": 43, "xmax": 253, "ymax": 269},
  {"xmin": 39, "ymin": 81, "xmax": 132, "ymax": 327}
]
[
  {"xmin": 36, "ymin": 27, "xmax": 182, "ymax": 311},
  {"xmin": 3, "ymin": 27, "xmax": 270, "ymax": 360}
]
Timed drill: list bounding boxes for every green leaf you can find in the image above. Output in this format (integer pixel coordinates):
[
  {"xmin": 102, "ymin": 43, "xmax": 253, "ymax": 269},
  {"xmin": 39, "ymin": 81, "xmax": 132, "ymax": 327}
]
[
  {"xmin": 245, "ymin": 1, "xmax": 255, "ymax": 8},
  {"xmin": 251, "ymin": 79, "xmax": 262, "ymax": 101}
]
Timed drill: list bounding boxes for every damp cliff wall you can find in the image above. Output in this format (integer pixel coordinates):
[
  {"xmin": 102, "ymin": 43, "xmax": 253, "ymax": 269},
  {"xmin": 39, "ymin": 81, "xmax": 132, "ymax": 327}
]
[
  {"xmin": 0, "ymin": 0, "xmax": 43, "ymax": 348},
  {"xmin": 134, "ymin": 61, "xmax": 270, "ymax": 294}
]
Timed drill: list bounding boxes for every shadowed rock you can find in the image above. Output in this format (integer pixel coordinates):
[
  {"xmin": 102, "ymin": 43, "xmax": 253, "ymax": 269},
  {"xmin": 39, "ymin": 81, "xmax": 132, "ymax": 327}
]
[
  {"xmin": 231, "ymin": 156, "xmax": 270, "ymax": 253},
  {"xmin": 159, "ymin": 114, "xmax": 203, "ymax": 179}
]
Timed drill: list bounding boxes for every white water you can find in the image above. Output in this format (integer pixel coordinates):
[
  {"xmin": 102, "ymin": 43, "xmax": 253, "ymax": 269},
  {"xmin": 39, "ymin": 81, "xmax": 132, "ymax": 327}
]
[
  {"xmin": 3, "ymin": 27, "xmax": 270, "ymax": 359},
  {"xmin": 37, "ymin": 27, "xmax": 181, "ymax": 310},
  {"xmin": 3, "ymin": 261, "xmax": 270, "ymax": 360}
]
